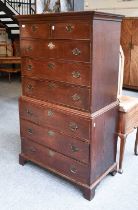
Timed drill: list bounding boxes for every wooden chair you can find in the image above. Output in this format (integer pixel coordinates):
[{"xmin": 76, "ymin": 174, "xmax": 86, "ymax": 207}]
[{"xmin": 117, "ymin": 46, "xmax": 138, "ymax": 174}]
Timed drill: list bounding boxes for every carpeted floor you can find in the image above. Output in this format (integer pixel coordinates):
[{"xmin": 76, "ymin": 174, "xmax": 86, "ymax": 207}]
[{"xmin": 0, "ymin": 77, "xmax": 138, "ymax": 210}]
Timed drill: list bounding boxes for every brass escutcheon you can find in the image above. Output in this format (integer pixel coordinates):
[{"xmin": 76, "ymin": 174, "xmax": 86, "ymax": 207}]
[
  {"xmin": 47, "ymin": 110, "xmax": 54, "ymax": 117},
  {"xmin": 69, "ymin": 122, "xmax": 78, "ymax": 132},
  {"xmin": 72, "ymin": 94, "xmax": 80, "ymax": 101},
  {"xmin": 72, "ymin": 48, "xmax": 81, "ymax": 56},
  {"xmin": 72, "ymin": 71, "xmax": 80, "ymax": 79},
  {"xmin": 28, "ymin": 128, "xmax": 33, "ymax": 134},
  {"xmin": 26, "ymin": 109, "xmax": 33, "ymax": 116},
  {"xmin": 70, "ymin": 166, "xmax": 77, "ymax": 174},
  {"xmin": 66, "ymin": 24, "xmax": 74, "ymax": 32},
  {"xmin": 70, "ymin": 145, "xmax": 79, "ymax": 152},
  {"xmin": 27, "ymin": 46, "xmax": 32, "ymax": 51},
  {"xmin": 48, "ymin": 63, "xmax": 55, "ymax": 70},
  {"xmin": 48, "ymin": 42, "xmax": 55, "ymax": 50},
  {"xmin": 32, "ymin": 25, "xmax": 38, "ymax": 32},
  {"xmin": 27, "ymin": 64, "xmax": 32, "ymax": 71},
  {"xmin": 27, "ymin": 84, "xmax": 33, "ymax": 90},
  {"xmin": 48, "ymin": 150, "xmax": 55, "ymax": 157},
  {"xmin": 48, "ymin": 130, "xmax": 55, "ymax": 137}
]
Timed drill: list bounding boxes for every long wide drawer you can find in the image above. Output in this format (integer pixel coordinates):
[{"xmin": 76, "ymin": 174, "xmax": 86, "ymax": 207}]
[
  {"xmin": 20, "ymin": 39, "xmax": 91, "ymax": 62},
  {"xmin": 22, "ymin": 58, "xmax": 91, "ymax": 87},
  {"xmin": 20, "ymin": 119, "xmax": 89, "ymax": 164},
  {"xmin": 19, "ymin": 97, "xmax": 91, "ymax": 141},
  {"xmin": 22, "ymin": 77, "xmax": 90, "ymax": 111},
  {"xmin": 21, "ymin": 138, "xmax": 89, "ymax": 184}
]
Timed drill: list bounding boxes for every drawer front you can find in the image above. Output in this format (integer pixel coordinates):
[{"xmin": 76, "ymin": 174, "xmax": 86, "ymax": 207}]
[
  {"xmin": 51, "ymin": 21, "xmax": 91, "ymax": 39},
  {"xmin": 22, "ymin": 77, "xmax": 90, "ymax": 111},
  {"xmin": 19, "ymin": 97, "xmax": 91, "ymax": 141},
  {"xmin": 22, "ymin": 58, "xmax": 91, "ymax": 87},
  {"xmin": 20, "ymin": 21, "xmax": 90, "ymax": 40},
  {"xmin": 21, "ymin": 40, "xmax": 90, "ymax": 62},
  {"xmin": 22, "ymin": 138, "xmax": 89, "ymax": 184},
  {"xmin": 20, "ymin": 23, "xmax": 50, "ymax": 39},
  {"xmin": 20, "ymin": 119, "xmax": 89, "ymax": 164}
]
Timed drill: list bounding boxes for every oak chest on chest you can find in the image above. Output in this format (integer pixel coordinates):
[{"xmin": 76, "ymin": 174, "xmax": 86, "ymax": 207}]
[{"xmin": 17, "ymin": 11, "xmax": 122, "ymax": 200}]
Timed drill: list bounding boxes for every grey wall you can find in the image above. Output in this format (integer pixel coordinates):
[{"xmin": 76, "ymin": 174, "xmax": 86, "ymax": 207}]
[{"xmin": 74, "ymin": 0, "xmax": 84, "ymax": 11}]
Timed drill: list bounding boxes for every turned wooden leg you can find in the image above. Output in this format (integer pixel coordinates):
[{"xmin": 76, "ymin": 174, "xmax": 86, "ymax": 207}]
[
  {"xmin": 82, "ymin": 186, "xmax": 96, "ymax": 201},
  {"xmin": 119, "ymin": 134, "xmax": 127, "ymax": 174},
  {"xmin": 19, "ymin": 154, "xmax": 27, "ymax": 166},
  {"xmin": 134, "ymin": 128, "xmax": 138, "ymax": 156}
]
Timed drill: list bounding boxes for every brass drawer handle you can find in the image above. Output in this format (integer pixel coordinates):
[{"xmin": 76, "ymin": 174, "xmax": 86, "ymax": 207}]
[
  {"xmin": 27, "ymin": 84, "xmax": 33, "ymax": 90},
  {"xmin": 70, "ymin": 145, "xmax": 79, "ymax": 153},
  {"xmin": 72, "ymin": 71, "xmax": 80, "ymax": 79},
  {"xmin": 28, "ymin": 128, "xmax": 33, "ymax": 134},
  {"xmin": 48, "ymin": 82, "xmax": 56, "ymax": 89},
  {"xmin": 29, "ymin": 147, "xmax": 36, "ymax": 153},
  {"xmin": 72, "ymin": 48, "xmax": 81, "ymax": 56},
  {"xmin": 72, "ymin": 94, "xmax": 80, "ymax": 101},
  {"xmin": 26, "ymin": 109, "xmax": 33, "ymax": 116},
  {"xmin": 48, "ymin": 63, "xmax": 55, "ymax": 70},
  {"xmin": 69, "ymin": 122, "xmax": 78, "ymax": 132},
  {"xmin": 48, "ymin": 42, "xmax": 55, "ymax": 50},
  {"xmin": 32, "ymin": 25, "xmax": 38, "ymax": 32},
  {"xmin": 66, "ymin": 24, "xmax": 74, "ymax": 32},
  {"xmin": 26, "ymin": 46, "xmax": 32, "ymax": 52},
  {"xmin": 48, "ymin": 150, "xmax": 55, "ymax": 157},
  {"xmin": 47, "ymin": 109, "xmax": 54, "ymax": 117},
  {"xmin": 27, "ymin": 64, "xmax": 32, "ymax": 71},
  {"xmin": 70, "ymin": 166, "xmax": 77, "ymax": 174},
  {"xmin": 48, "ymin": 130, "xmax": 55, "ymax": 137}
]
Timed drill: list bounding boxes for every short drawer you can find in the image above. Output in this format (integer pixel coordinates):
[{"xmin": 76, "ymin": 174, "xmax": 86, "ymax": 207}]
[
  {"xmin": 20, "ymin": 23, "xmax": 50, "ymax": 39},
  {"xmin": 20, "ymin": 119, "xmax": 89, "ymax": 164},
  {"xmin": 21, "ymin": 138, "xmax": 89, "ymax": 184},
  {"xmin": 22, "ymin": 58, "xmax": 91, "ymax": 87},
  {"xmin": 20, "ymin": 21, "xmax": 90, "ymax": 40},
  {"xmin": 19, "ymin": 97, "xmax": 91, "ymax": 141},
  {"xmin": 50, "ymin": 21, "xmax": 91, "ymax": 39},
  {"xmin": 22, "ymin": 77, "xmax": 90, "ymax": 111},
  {"xmin": 20, "ymin": 39, "xmax": 90, "ymax": 62}
]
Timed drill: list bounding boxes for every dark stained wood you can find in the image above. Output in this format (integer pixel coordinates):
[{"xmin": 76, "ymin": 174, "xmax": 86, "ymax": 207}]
[
  {"xmin": 91, "ymin": 19, "xmax": 121, "ymax": 112},
  {"xmin": 20, "ymin": 39, "xmax": 90, "ymax": 62},
  {"xmin": 21, "ymin": 138, "xmax": 89, "ymax": 184},
  {"xmin": 22, "ymin": 77, "xmax": 90, "ymax": 111},
  {"xmin": 16, "ymin": 11, "xmax": 123, "ymax": 23},
  {"xmin": 20, "ymin": 119, "xmax": 90, "ymax": 164},
  {"xmin": 50, "ymin": 21, "xmax": 91, "ymax": 40},
  {"xmin": 121, "ymin": 19, "xmax": 132, "ymax": 86},
  {"xmin": 20, "ymin": 23, "xmax": 50, "ymax": 39},
  {"xmin": 20, "ymin": 21, "xmax": 91, "ymax": 40},
  {"xmin": 121, "ymin": 18, "xmax": 138, "ymax": 90},
  {"xmin": 17, "ymin": 11, "xmax": 122, "ymax": 200},
  {"xmin": 21, "ymin": 58, "xmax": 91, "ymax": 87},
  {"xmin": 19, "ymin": 97, "xmax": 91, "ymax": 141},
  {"xmin": 130, "ymin": 20, "xmax": 138, "ymax": 87},
  {"xmin": 90, "ymin": 105, "xmax": 118, "ymax": 183}
]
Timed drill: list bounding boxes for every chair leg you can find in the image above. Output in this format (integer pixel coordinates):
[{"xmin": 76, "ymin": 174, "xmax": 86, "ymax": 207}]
[
  {"xmin": 119, "ymin": 134, "xmax": 127, "ymax": 174},
  {"xmin": 134, "ymin": 128, "xmax": 138, "ymax": 156}
]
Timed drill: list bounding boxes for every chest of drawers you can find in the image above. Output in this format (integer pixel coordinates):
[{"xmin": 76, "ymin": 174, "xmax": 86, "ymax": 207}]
[{"xmin": 17, "ymin": 11, "xmax": 122, "ymax": 200}]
